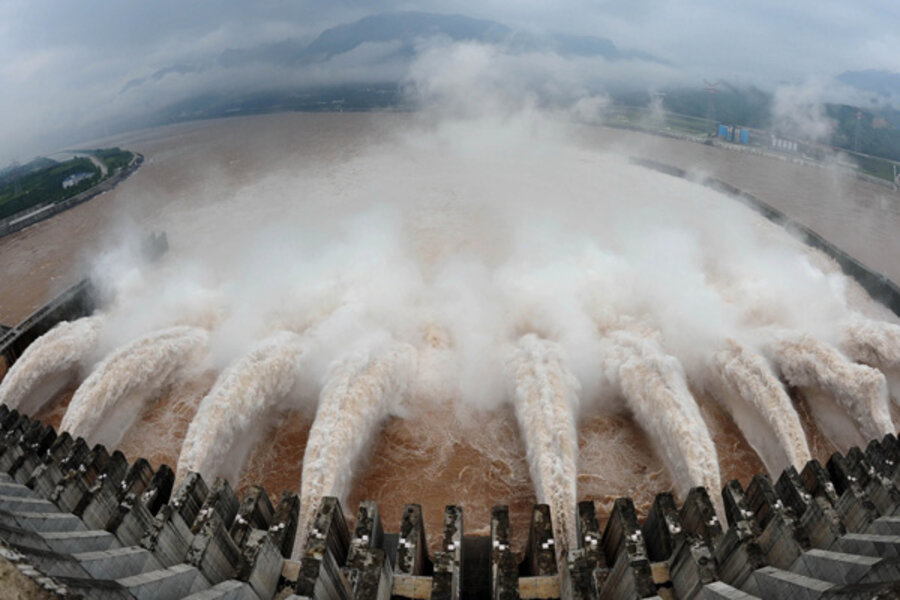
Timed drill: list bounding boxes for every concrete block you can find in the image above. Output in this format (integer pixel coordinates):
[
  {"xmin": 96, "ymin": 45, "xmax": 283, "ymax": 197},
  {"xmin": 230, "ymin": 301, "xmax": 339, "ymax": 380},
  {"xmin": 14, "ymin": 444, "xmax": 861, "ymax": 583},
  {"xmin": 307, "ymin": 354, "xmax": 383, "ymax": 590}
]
[
  {"xmin": 193, "ymin": 477, "xmax": 240, "ymax": 535},
  {"xmin": 74, "ymin": 545, "xmax": 163, "ymax": 580},
  {"xmin": 836, "ymin": 533, "xmax": 900, "ymax": 558},
  {"xmin": 269, "ymin": 491, "xmax": 299, "ymax": 559},
  {"xmin": 681, "ymin": 487, "xmax": 723, "ymax": 549},
  {"xmin": 343, "ymin": 500, "xmax": 390, "ymax": 600},
  {"xmin": 395, "ymin": 503, "xmax": 428, "ymax": 576},
  {"xmin": 181, "ymin": 579, "xmax": 258, "ymax": 599},
  {"xmin": 722, "ymin": 480, "xmax": 758, "ymax": 534},
  {"xmin": 295, "ymin": 497, "xmax": 352, "ymax": 598},
  {"xmin": 568, "ymin": 548, "xmax": 597, "ymax": 600},
  {"xmin": 525, "ymin": 504, "xmax": 557, "ymax": 577},
  {"xmin": 10, "ymin": 511, "xmax": 86, "ymax": 533},
  {"xmin": 0, "ymin": 481, "xmax": 41, "ymax": 498},
  {"xmin": 0, "ymin": 494, "xmax": 59, "ymax": 513},
  {"xmin": 77, "ymin": 451, "xmax": 130, "ymax": 527},
  {"xmin": 431, "ymin": 505, "xmax": 463, "ymax": 600},
  {"xmin": 173, "ymin": 471, "xmax": 210, "ymax": 528},
  {"xmin": 119, "ymin": 563, "xmax": 211, "ymax": 600},
  {"xmin": 712, "ymin": 524, "xmax": 765, "ymax": 595},
  {"xmin": 868, "ymin": 515, "xmax": 900, "ymax": 535},
  {"xmin": 702, "ymin": 580, "xmax": 760, "ymax": 599},
  {"xmin": 576, "ymin": 500, "xmax": 604, "ymax": 572},
  {"xmin": 776, "ymin": 467, "xmax": 812, "ymax": 517},
  {"xmin": 601, "ymin": 497, "xmax": 647, "ymax": 569},
  {"xmin": 800, "ymin": 460, "xmax": 839, "ymax": 507},
  {"xmin": 18, "ymin": 547, "xmax": 91, "ymax": 579},
  {"xmin": 141, "ymin": 463, "xmax": 174, "ymax": 515},
  {"xmin": 796, "ymin": 548, "xmax": 879, "ymax": 585},
  {"xmin": 797, "ymin": 496, "xmax": 845, "ymax": 550},
  {"xmin": 753, "ymin": 565, "xmax": 834, "ymax": 599},
  {"xmin": 491, "ymin": 505, "xmax": 518, "ymax": 600},
  {"xmin": 669, "ymin": 537, "xmax": 716, "ymax": 600},
  {"xmin": 642, "ymin": 492, "xmax": 684, "ymax": 562},
  {"xmin": 237, "ymin": 530, "xmax": 284, "ymax": 600},
  {"xmin": 42, "ymin": 529, "xmax": 121, "ymax": 553},
  {"xmin": 187, "ymin": 510, "xmax": 244, "ymax": 584},
  {"xmin": 230, "ymin": 484, "xmax": 274, "ymax": 550},
  {"xmin": 596, "ymin": 540, "xmax": 655, "ymax": 600},
  {"xmin": 143, "ymin": 502, "xmax": 195, "ymax": 566}
]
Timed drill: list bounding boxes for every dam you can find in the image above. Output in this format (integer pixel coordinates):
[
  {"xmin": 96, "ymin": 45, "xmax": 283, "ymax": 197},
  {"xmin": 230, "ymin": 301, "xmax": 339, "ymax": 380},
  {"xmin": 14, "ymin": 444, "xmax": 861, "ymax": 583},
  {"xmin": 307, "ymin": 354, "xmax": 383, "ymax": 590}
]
[
  {"xmin": 1, "ymin": 112, "xmax": 900, "ymax": 598},
  {"xmin": 3, "ymin": 393, "xmax": 900, "ymax": 598}
]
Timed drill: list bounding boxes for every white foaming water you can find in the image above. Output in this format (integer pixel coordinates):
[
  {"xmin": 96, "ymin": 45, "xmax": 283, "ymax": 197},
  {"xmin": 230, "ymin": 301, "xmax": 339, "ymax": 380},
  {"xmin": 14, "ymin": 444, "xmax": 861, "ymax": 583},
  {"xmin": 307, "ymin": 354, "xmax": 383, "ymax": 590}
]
[
  {"xmin": 0, "ymin": 316, "xmax": 102, "ymax": 415},
  {"xmin": 710, "ymin": 341, "xmax": 811, "ymax": 475},
  {"xmin": 842, "ymin": 319, "xmax": 900, "ymax": 371},
  {"xmin": 60, "ymin": 326, "xmax": 209, "ymax": 447},
  {"xmin": 176, "ymin": 330, "xmax": 304, "ymax": 485},
  {"xmin": 772, "ymin": 333, "xmax": 893, "ymax": 444},
  {"xmin": 294, "ymin": 342, "xmax": 417, "ymax": 558},
  {"xmin": 13, "ymin": 109, "xmax": 900, "ymax": 564},
  {"xmin": 508, "ymin": 334, "xmax": 579, "ymax": 575},
  {"xmin": 603, "ymin": 329, "xmax": 721, "ymax": 502}
]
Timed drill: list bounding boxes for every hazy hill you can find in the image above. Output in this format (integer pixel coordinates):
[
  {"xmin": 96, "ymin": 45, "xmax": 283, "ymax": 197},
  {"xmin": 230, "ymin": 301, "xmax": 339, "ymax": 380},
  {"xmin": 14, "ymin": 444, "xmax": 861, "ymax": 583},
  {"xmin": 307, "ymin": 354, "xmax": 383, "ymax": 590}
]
[{"xmin": 125, "ymin": 11, "xmax": 663, "ymax": 92}]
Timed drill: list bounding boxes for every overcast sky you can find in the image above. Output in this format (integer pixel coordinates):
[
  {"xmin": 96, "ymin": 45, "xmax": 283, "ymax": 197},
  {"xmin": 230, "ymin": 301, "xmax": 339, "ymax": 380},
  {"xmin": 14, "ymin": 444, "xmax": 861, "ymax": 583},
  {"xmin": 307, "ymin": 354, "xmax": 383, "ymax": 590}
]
[{"xmin": 1, "ymin": 0, "xmax": 898, "ymax": 163}]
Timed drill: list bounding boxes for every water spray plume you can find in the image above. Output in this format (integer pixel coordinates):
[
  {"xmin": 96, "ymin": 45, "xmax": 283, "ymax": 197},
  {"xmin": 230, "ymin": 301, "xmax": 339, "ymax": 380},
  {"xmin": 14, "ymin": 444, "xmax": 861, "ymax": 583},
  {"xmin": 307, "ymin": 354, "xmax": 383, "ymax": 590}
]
[
  {"xmin": 605, "ymin": 329, "xmax": 721, "ymax": 503},
  {"xmin": 710, "ymin": 340, "xmax": 811, "ymax": 474},
  {"xmin": 60, "ymin": 325, "xmax": 209, "ymax": 447},
  {"xmin": 176, "ymin": 330, "xmax": 305, "ymax": 485},
  {"xmin": 508, "ymin": 334, "xmax": 579, "ymax": 577},
  {"xmin": 772, "ymin": 332, "xmax": 893, "ymax": 443},
  {"xmin": 842, "ymin": 319, "xmax": 900, "ymax": 371},
  {"xmin": 0, "ymin": 317, "xmax": 102, "ymax": 415},
  {"xmin": 294, "ymin": 342, "xmax": 417, "ymax": 559}
]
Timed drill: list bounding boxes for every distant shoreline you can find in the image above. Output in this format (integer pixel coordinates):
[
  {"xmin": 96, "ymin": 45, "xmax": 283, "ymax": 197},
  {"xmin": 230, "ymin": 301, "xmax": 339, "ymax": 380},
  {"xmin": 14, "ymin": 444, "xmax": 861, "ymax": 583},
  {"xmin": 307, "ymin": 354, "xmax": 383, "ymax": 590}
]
[{"xmin": 0, "ymin": 151, "xmax": 143, "ymax": 240}]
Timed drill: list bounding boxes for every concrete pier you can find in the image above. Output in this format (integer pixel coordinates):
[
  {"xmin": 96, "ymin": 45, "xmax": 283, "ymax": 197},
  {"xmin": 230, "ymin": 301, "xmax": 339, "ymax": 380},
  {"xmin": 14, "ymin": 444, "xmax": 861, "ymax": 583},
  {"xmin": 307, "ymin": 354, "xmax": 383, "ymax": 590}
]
[{"xmin": 7, "ymin": 411, "xmax": 900, "ymax": 597}]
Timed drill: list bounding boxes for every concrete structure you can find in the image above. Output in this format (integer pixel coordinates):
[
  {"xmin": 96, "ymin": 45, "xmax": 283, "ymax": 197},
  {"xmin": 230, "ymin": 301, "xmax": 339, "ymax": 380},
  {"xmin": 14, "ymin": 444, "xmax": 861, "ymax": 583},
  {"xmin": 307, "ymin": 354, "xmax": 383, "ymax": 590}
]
[
  {"xmin": 6, "ymin": 406, "xmax": 900, "ymax": 598},
  {"xmin": 4, "ymin": 179, "xmax": 900, "ymax": 596}
]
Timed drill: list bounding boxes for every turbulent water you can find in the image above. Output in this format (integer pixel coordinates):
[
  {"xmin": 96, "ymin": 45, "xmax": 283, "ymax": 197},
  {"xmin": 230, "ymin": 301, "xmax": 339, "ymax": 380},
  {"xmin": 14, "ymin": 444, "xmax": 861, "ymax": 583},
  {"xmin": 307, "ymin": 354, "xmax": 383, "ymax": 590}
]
[
  {"xmin": 177, "ymin": 330, "xmax": 305, "ymax": 485},
  {"xmin": 508, "ymin": 334, "xmax": 579, "ymax": 572},
  {"xmin": 59, "ymin": 325, "xmax": 209, "ymax": 447},
  {"xmin": 2, "ymin": 111, "xmax": 899, "ymax": 558},
  {"xmin": 710, "ymin": 341, "xmax": 811, "ymax": 475},
  {"xmin": 772, "ymin": 332, "xmax": 894, "ymax": 446},
  {"xmin": 295, "ymin": 342, "xmax": 416, "ymax": 558},
  {"xmin": 0, "ymin": 316, "xmax": 102, "ymax": 415},
  {"xmin": 603, "ymin": 328, "xmax": 721, "ymax": 501},
  {"xmin": 842, "ymin": 319, "xmax": 900, "ymax": 372}
]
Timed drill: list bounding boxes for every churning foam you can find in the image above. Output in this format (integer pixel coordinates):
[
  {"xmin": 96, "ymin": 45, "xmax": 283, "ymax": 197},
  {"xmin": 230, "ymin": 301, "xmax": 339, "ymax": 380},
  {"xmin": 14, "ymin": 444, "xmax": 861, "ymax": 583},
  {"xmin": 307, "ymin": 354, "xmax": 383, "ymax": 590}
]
[
  {"xmin": 0, "ymin": 316, "xmax": 102, "ymax": 415},
  {"xmin": 177, "ymin": 330, "xmax": 305, "ymax": 484},
  {"xmin": 508, "ymin": 334, "xmax": 579, "ymax": 574},
  {"xmin": 11, "ymin": 112, "xmax": 900, "ymax": 554},
  {"xmin": 710, "ymin": 340, "xmax": 811, "ymax": 475},
  {"xmin": 60, "ymin": 325, "xmax": 209, "ymax": 447},
  {"xmin": 294, "ymin": 342, "xmax": 417, "ymax": 558},
  {"xmin": 842, "ymin": 319, "xmax": 900, "ymax": 371},
  {"xmin": 603, "ymin": 329, "xmax": 721, "ymax": 502},
  {"xmin": 772, "ymin": 332, "xmax": 893, "ymax": 444}
]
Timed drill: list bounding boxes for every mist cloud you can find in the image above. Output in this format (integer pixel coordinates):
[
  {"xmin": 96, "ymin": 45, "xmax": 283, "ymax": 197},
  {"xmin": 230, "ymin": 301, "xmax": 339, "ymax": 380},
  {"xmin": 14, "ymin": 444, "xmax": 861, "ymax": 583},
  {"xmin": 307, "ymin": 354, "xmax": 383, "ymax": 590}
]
[{"xmin": 1, "ymin": 1, "xmax": 898, "ymax": 163}]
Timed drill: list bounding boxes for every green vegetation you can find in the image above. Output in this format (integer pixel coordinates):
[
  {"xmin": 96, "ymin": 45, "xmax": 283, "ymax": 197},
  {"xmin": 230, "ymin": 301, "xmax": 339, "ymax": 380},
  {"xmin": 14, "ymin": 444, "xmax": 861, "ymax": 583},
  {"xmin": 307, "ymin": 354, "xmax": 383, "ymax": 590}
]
[
  {"xmin": 611, "ymin": 86, "xmax": 900, "ymax": 183},
  {"xmin": 0, "ymin": 148, "xmax": 134, "ymax": 221}
]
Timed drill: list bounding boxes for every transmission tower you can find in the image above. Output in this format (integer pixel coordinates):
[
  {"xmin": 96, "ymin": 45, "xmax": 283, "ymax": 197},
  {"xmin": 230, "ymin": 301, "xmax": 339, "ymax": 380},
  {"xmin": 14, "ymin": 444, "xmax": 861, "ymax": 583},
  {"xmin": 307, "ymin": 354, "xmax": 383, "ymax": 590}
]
[
  {"xmin": 704, "ymin": 80, "xmax": 721, "ymax": 134},
  {"xmin": 10, "ymin": 160, "xmax": 22, "ymax": 196}
]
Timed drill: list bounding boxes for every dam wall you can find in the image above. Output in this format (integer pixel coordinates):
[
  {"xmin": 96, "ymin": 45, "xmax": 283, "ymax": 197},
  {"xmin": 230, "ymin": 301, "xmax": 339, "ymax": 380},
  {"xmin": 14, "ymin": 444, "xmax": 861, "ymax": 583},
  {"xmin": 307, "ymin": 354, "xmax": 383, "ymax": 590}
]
[
  {"xmin": 630, "ymin": 157, "xmax": 900, "ymax": 317},
  {"xmin": 0, "ymin": 279, "xmax": 97, "ymax": 380},
  {"xmin": 4, "ymin": 405, "xmax": 900, "ymax": 598}
]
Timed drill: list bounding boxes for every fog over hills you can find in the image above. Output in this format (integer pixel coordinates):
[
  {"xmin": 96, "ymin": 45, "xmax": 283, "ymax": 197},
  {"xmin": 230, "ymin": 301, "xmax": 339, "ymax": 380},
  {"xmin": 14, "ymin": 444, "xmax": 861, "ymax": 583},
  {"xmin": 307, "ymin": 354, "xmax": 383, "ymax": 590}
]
[
  {"xmin": 1, "ymin": 2, "xmax": 898, "ymax": 163},
  {"xmin": 122, "ymin": 12, "xmax": 667, "ymax": 94}
]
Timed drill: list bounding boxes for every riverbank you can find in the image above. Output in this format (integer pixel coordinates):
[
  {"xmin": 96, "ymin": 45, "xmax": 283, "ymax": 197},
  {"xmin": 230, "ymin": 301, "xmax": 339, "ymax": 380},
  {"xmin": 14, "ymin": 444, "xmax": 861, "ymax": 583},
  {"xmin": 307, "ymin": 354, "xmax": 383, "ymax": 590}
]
[{"xmin": 0, "ymin": 151, "xmax": 143, "ymax": 240}]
